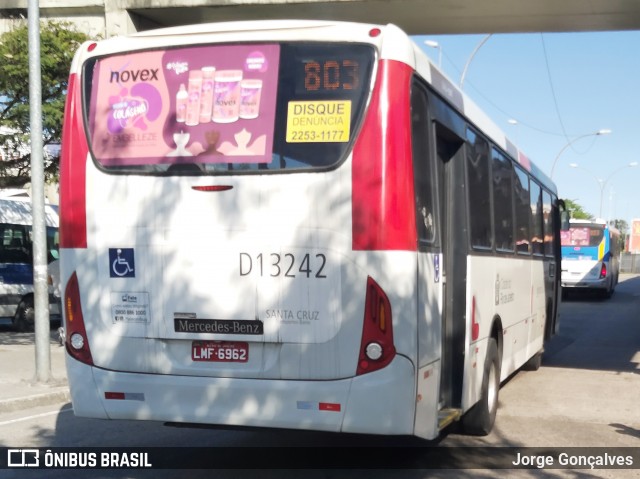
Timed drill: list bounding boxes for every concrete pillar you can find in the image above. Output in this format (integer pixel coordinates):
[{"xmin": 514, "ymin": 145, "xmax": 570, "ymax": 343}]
[{"xmin": 105, "ymin": 0, "xmax": 136, "ymax": 36}]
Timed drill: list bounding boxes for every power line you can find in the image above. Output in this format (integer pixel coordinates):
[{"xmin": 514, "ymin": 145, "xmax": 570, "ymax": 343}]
[
  {"xmin": 438, "ymin": 49, "xmax": 559, "ymax": 133},
  {"xmin": 439, "ymin": 36, "xmax": 601, "ymax": 145},
  {"xmin": 539, "ymin": 33, "xmax": 574, "ymax": 145}
]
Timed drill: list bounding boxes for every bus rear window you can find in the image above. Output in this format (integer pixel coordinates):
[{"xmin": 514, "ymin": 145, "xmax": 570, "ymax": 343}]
[
  {"xmin": 83, "ymin": 43, "xmax": 374, "ymax": 174},
  {"xmin": 561, "ymin": 225, "xmax": 604, "ymax": 247}
]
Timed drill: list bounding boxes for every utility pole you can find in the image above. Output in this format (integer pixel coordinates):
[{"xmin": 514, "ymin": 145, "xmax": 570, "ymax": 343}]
[{"xmin": 28, "ymin": 0, "xmax": 51, "ymax": 383}]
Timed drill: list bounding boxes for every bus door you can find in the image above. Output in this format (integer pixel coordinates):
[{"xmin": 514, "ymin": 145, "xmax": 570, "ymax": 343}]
[
  {"xmin": 543, "ymin": 193, "xmax": 560, "ymax": 339},
  {"xmin": 412, "ymin": 80, "xmax": 467, "ymax": 435},
  {"xmin": 429, "ymin": 89, "xmax": 468, "ymax": 423},
  {"xmin": 434, "ymin": 124, "xmax": 466, "ymax": 417},
  {"xmin": 412, "ymin": 80, "xmax": 445, "ymax": 438}
]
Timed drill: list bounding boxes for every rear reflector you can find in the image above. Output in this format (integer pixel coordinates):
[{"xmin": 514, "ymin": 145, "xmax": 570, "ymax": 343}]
[
  {"xmin": 105, "ymin": 392, "xmax": 126, "ymax": 400},
  {"xmin": 318, "ymin": 403, "xmax": 341, "ymax": 412},
  {"xmin": 192, "ymin": 185, "xmax": 233, "ymax": 192},
  {"xmin": 105, "ymin": 392, "xmax": 145, "ymax": 401}
]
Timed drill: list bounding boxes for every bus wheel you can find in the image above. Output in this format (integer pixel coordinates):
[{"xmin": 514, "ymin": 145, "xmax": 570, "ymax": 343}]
[
  {"xmin": 461, "ymin": 338, "xmax": 500, "ymax": 436},
  {"xmin": 605, "ymin": 281, "xmax": 615, "ymax": 298},
  {"xmin": 13, "ymin": 298, "xmax": 35, "ymax": 332}
]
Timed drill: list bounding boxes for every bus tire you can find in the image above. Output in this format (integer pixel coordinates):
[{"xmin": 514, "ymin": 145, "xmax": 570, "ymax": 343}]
[
  {"xmin": 461, "ymin": 338, "xmax": 500, "ymax": 436},
  {"xmin": 13, "ymin": 298, "xmax": 35, "ymax": 332}
]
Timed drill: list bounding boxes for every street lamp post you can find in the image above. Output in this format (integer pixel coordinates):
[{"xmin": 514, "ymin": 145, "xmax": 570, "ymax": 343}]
[
  {"xmin": 570, "ymin": 162, "xmax": 638, "ymax": 218},
  {"xmin": 459, "ymin": 34, "xmax": 492, "ymax": 89},
  {"xmin": 549, "ymin": 129, "xmax": 612, "ymax": 179},
  {"xmin": 424, "ymin": 40, "xmax": 442, "ymax": 68}
]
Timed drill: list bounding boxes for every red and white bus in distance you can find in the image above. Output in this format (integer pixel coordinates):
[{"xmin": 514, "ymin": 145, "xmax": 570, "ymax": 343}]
[{"xmin": 60, "ymin": 20, "xmax": 563, "ymax": 439}]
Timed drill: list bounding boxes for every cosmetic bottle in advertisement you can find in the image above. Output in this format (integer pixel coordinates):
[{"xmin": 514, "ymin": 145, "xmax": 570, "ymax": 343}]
[
  {"xmin": 185, "ymin": 70, "xmax": 203, "ymax": 126},
  {"xmin": 213, "ymin": 70, "xmax": 242, "ymax": 123},
  {"xmin": 239, "ymin": 79, "xmax": 263, "ymax": 119},
  {"xmin": 199, "ymin": 67, "xmax": 216, "ymax": 124},
  {"xmin": 175, "ymin": 84, "xmax": 188, "ymax": 123}
]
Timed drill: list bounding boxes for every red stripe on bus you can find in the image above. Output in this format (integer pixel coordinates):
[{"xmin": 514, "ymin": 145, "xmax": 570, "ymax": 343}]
[
  {"xmin": 60, "ymin": 72, "xmax": 88, "ymax": 248},
  {"xmin": 105, "ymin": 392, "xmax": 126, "ymax": 400},
  {"xmin": 352, "ymin": 60, "xmax": 416, "ymax": 251},
  {"xmin": 318, "ymin": 402, "xmax": 341, "ymax": 412}
]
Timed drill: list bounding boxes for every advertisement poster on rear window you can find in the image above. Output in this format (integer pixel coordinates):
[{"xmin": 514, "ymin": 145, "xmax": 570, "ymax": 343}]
[{"xmin": 88, "ymin": 44, "xmax": 280, "ymax": 166}]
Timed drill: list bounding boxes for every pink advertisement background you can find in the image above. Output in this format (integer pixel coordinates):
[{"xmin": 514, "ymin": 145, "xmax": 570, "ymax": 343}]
[{"xmin": 88, "ymin": 44, "xmax": 280, "ymax": 166}]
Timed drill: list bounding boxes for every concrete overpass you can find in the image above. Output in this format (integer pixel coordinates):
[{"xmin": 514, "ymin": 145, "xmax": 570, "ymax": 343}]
[{"xmin": 2, "ymin": 0, "xmax": 640, "ymax": 38}]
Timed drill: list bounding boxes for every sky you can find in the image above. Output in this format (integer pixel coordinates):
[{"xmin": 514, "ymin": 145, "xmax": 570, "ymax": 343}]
[{"xmin": 411, "ymin": 31, "xmax": 640, "ymax": 225}]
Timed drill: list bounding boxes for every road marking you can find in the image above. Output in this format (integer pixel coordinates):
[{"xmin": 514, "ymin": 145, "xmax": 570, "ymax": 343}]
[{"xmin": 0, "ymin": 406, "xmax": 73, "ymax": 427}]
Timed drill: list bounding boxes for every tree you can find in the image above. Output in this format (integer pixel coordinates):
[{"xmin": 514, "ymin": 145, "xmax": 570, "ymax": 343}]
[
  {"xmin": 610, "ymin": 218, "xmax": 628, "ymax": 252},
  {"xmin": 610, "ymin": 218, "xmax": 628, "ymax": 234},
  {"xmin": 564, "ymin": 199, "xmax": 593, "ymax": 220},
  {"xmin": 0, "ymin": 21, "xmax": 90, "ymax": 188}
]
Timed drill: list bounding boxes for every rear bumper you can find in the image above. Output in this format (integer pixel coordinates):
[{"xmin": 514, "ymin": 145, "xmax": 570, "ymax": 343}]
[
  {"xmin": 561, "ymin": 277, "xmax": 608, "ymax": 289},
  {"xmin": 66, "ymin": 354, "xmax": 417, "ymax": 436}
]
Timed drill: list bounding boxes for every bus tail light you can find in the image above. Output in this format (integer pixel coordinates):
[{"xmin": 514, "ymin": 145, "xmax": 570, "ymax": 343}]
[
  {"xmin": 64, "ymin": 272, "xmax": 94, "ymax": 366},
  {"xmin": 356, "ymin": 276, "xmax": 395, "ymax": 375},
  {"xmin": 599, "ymin": 262, "xmax": 607, "ymax": 279}
]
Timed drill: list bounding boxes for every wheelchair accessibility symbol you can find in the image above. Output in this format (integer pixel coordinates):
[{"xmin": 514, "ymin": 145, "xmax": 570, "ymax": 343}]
[{"xmin": 109, "ymin": 248, "xmax": 135, "ymax": 278}]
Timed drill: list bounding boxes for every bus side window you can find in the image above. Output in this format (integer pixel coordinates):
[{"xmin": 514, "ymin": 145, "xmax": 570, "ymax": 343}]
[
  {"xmin": 0, "ymin": 224, "xmax": 31, "ymax": 264},
  {"xmin": 491, "ymin": 149, "xmax": 515, "ymax": 252},
  {"xmin": 466, "ymin": 128, "xmax": 492, "ymax": 250},
  {"xmin": 514, "ymin": 166, "xmax": 531, "ymax": 255},
  {"xmin": 530, "ymin": 181, "xmax": 544, "ymax": 255},
  {"xmin": 411, "ymin": 80, "xmax": 437, "ymax": 246}
]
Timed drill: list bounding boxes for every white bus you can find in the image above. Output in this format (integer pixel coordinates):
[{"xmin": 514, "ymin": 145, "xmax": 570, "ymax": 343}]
[
  {"xmin": 0, "ymin": 197, "xmax": 61, "ymax": 331},
  {"xmin": 561, "ymin": 219, "xmax": 620, "ymax": 298},
  {"xmin": 60, "ymin": 20, "xmax": 563, "ymax": 439}
]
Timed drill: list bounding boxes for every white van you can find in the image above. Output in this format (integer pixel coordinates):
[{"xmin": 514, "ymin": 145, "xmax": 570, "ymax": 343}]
[{"xmin": 0, "ymin": 197, "xmax": 61, "ymax": 331}]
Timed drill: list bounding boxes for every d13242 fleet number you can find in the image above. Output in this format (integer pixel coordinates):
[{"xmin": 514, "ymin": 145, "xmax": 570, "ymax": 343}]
[{"xmin": 239, "ymin": 252, "xmax": 327, "ymax": 278}]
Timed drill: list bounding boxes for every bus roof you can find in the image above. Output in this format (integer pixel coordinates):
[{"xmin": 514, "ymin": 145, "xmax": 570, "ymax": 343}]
[
  {"xmin": 0, "ymin": 198, "xmax": 59, "ymax": 228},
  {"xmin": 568, "ymin": 218, "xmax": 620, "ymax": 234}
]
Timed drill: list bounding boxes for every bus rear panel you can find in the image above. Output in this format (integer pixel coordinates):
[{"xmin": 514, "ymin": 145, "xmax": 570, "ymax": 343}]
[
  {"xmin": 61, "ymin": 21, "xmax": 422, "ymax": 436},
  {"xmin": 561, "ymin": 220, "xmax": 619, "ymax": 297}
]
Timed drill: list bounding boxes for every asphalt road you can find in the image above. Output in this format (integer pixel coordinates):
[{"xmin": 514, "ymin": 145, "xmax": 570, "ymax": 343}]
[{"xmin": 1, "ymin": 274, "xmax": 639, "ymax": 478}]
